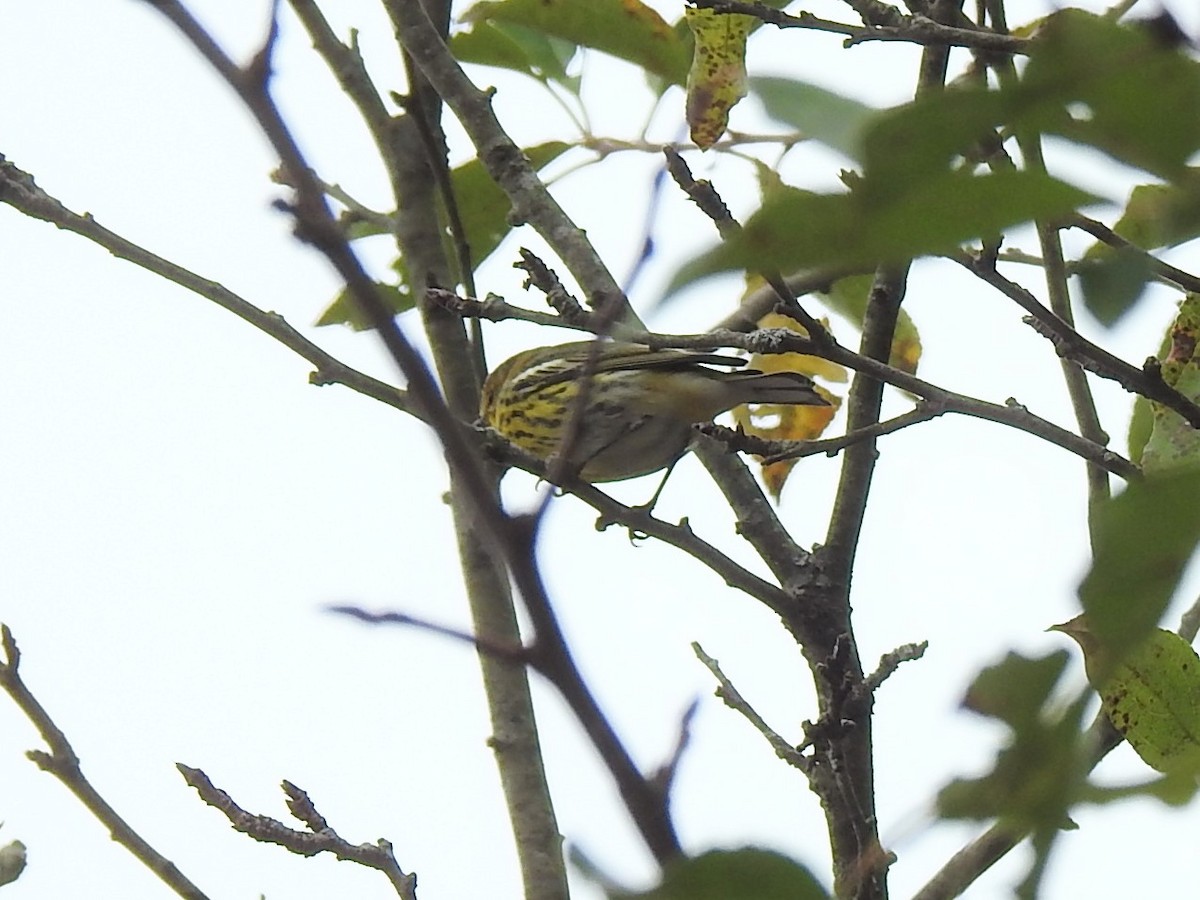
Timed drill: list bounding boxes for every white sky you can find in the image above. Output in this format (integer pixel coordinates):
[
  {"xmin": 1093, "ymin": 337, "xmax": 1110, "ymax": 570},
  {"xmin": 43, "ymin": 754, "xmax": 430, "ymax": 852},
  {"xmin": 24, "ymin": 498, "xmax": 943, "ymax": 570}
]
[{"xmin": 2, "ymin": 1, "xmax": 1199, "ymax": 898}]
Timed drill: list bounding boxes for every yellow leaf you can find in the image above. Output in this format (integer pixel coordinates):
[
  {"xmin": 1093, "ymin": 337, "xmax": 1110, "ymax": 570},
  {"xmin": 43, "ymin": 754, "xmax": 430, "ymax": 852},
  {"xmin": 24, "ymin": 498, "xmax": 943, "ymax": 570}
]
[
  {"xmin": 889, "ymin": 310, "xmax": 923, "ymax": 376},
  {"xmin": 821, "ymin": 274, "xmax": 924, "ymax": 376},
  {"xmin": 749, "ymin": 312, "xmax": 848, "ymax": 382},
  {"xmin": 754, "ymin": 395, "xmax": 840, "ymax": 500},
  {"xmin": 732, "ymin": 312, "xmax": 844, "ymax": 499},
  {"xmin": 685, "ymin": 7, "xmax": 754, "ymax": 149}
]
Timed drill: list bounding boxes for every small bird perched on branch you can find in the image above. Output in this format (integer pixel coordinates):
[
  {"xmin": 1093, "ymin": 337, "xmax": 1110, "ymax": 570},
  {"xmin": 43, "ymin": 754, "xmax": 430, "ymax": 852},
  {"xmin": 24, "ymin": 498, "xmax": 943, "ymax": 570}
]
[{"xmin": 480, "ymin": 339, "xmax": 828, "ymax": 483}]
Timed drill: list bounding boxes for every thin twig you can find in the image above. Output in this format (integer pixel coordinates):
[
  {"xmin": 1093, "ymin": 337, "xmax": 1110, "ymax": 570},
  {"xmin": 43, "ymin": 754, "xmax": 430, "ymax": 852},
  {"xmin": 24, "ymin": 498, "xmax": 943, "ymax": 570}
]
[
  {"xmin": 328, "ymin": 605, "xmax": 532, "ymax": 664},
  {"xmin": 477, "ymin": 430, "xmax": 798, "ymax": 619},
  {"xmin": 693, "ymin": 0, "xmax": 1030, "ymax": 53},
  {"xmin": 516, "ymin": 248, "xmax": 591, "ymax": 325},
  {"xmin": 177, "ymin": 766, "xmax": 416, "ymax": 898},
  {"xmin": 1016, "ymin": 122, "xmax": 1112, "ymax": 517},
  {"xmin": 663, "ymin": 147, "xmax": 830, "ymax": 343},
  {"xmin": 815, "ymin": 261, "xmax": 909, "ymax": 900},
  {"xmin": 955, "ymin": 248, "xmax": 1200, "ymax": 430},
  {"xmin": 696, "ymin": 402, "xmax": 944, "ymax": 463},
  {"xmin": 911, "ymin": 820, "xmax": 1023, "ymax": 900},
  {"xmin": 861, "ymin": 641, "xmax": 929, "ymax": 694},
  {"xmin": 386, "ymin": 0, "xmax": 642, "ymax": 329},
  {"xmin": 0, "ymin": 156, "xmax": 414, "ymax": 419},
  {"xmin": 915, "ymin": 706, "xmax": 1124, "ymax": 900},
  {"xmin": 648, "ymin": 700, "xmax": 701, "ymax": 798},
  {"xmin": 446, "ymin": 294, "xmax": 1140, "ymax": 479},
  {"xmin": 692, "ymin": 642, "xmax": 810, "ymax": 771},
  {"xmin": 0, "ymin": 626, "xmax": 211, "ymax": 900},
  {"xmin": 144, "ymin": 0, "xmax": 681, "ymax": 864},
  {"xmin": 1071, "ymin": 213, "xmax": 1200, "ymax": 294}
]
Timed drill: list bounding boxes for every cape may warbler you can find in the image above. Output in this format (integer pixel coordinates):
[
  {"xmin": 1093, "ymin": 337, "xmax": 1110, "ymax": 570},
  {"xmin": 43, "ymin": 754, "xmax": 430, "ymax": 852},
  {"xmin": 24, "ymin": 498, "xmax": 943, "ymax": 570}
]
[{"xmin": 480, "ymin": 340, "xmax": 827, "ymax": 482}]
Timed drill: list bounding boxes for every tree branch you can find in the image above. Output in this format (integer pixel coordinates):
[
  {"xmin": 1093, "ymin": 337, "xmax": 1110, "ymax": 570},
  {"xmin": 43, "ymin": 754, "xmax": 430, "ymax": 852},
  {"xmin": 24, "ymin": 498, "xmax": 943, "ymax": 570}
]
[
  {"xmin": 814, "ymin": 263, "xmax": 908, "ymax": 900},
  {"xmin": 177, "ymin": 766, "xmax": 416, "ymax": 898},
  {"xmin": 693, "ymin": 642, "xmax": 810, "ymax": 771},
  {"xmin": 692, "ymin": 0, "xmax": 1030, "ymax": 53},
  {"xmin": 1071, "ymin": 213, "xmax": 1200, "ymax": 295},
  {"xmin": 0, "ymin": 626, "xmax": 211, "ymax": 900},
  {"xmin": 385, "ymin": 0, "xmax": 642, "ymax": 329},
  {"xmin": 0, "ymin": 155, "xmax": 414, "ymax": 418},
  {"xmin": 955, "ymin": 247, "xmax": 1200, "ymax": 430},
  {"xmin": 143, "ymin": 0, "xmax": 681, "ymax": 867}
]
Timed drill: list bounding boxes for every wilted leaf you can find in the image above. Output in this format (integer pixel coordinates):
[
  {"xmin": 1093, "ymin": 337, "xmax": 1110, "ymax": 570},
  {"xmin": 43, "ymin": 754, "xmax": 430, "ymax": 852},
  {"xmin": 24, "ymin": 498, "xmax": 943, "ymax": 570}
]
[
  {"xmin": 1141, "ymin": 294, "xmax": 1200, "ymax": 475},
  {"xmin": 613, "ymin": 848, "xmax": 829, "ymax": 900},
  {"xmin": 685, "ymin": 7, "xmax": 754, "ymax": 149},
  {"xmin": 889, "ymin": 312, "xmax": 923, "ymax": 376}
]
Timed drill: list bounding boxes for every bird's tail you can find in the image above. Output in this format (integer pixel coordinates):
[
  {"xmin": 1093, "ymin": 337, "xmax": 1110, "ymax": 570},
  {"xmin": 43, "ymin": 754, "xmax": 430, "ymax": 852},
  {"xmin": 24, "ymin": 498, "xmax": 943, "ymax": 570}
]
[{"xmin": 726, "ymin": 370, "xmax": 828, "ymax": 406}]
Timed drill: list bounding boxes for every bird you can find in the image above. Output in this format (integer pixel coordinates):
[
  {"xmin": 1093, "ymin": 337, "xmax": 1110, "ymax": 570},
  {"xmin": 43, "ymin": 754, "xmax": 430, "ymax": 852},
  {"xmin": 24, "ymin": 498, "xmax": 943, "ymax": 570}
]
[{"xmin": 479, "ymin": 339, "xmax": 828, "ymax": 483}]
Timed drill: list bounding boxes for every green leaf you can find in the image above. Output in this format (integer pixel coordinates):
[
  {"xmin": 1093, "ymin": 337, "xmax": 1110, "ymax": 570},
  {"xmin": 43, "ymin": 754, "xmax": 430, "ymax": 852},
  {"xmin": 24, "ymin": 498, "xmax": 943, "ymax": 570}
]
[
  {"xmin": 1056, "ymin": 619, "xmax": 1200, "ymax": 775},
  {"xmin": 1102, "ymin": 629, "xmax": 1200, "ymax": 774},
  {"xmin": 1088, "ymin": 176, "xmax": 1200, "ymax": 255},
  {"xmin": 962, "ymin": 651, "xmax": 1070, "ymax": 729},
  {"xmin": 1144, "ymin": 364, "xmax": 1200, "ymax": 475},
  {"xmin": 851, "ymin": 14, "xmax": 1200, "ymax": 192},
  {"xmin": 821, "ymin": 274, "xmax": 922, "ymax": 375},
  {"xmin": 1082, "ymin": 771, "xmax": 1200, "ymax": 807},
  {"xmin": 315, "ymin": 281, "xmax": 415, "ymax": 330},
  {"xmin": 1078, "ymin": 470, "xmax": 1200, "ymax": 668},
  {"xmin": 343, "ymin": 216, "xmax": 390, "ymax": 241},
  {"xmin": 613, "ymin": 848, "xmax": 829, "ymax": 900},
  {"xmin": 664, "ymin": 173, "xmax": 1094, "ymax": 298},
  {"xmin": 1129, "ymin": 324, "xmax": 1174, "ymax": 463},
  {"xmin": 450, "ymin": 19, "xmax": 580, "ymax": 90},
  {"xmin": 1129, "ymin": 394, "xmax": 1153, "ymax": 465},
  {"xmin": 316, "ymin": 142, "xmax": 570, "ymax": 329},
  {"xmin": 1076, "ymin": 246, "xmax": 1154, "ymax": 327},
  {"xmin": 751, "ymin": 77, "xmax": 878, "ymax": 163},
  {"xmin": 1020, "ymin": 11, "xmax": 1200, "ymax": 178},
  {"xmin": 820, "ymin": 274, "xmax": 875, "ymax": 323},
  {"xmin": 460, "ymin": 0, "xmax": 691, "ymax": 87},
  {"xmin": 940, "ymin": 653, "xmax": 1088, "ymax": 828},
  {"xmin": 862, "ymin": 86, "xmax": 1007, "ymax": 189},
  {"xmin": 453, "ymin": 140, "xmax": 572, "ymax": 266}
]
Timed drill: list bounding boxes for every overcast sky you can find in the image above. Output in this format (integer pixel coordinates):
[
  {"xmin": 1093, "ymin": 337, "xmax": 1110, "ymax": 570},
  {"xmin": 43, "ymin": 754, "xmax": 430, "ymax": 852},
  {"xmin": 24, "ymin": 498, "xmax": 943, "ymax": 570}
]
[{"xmin": 3, "ymin": 1, "xmax": 1199, "ymax": 898}]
